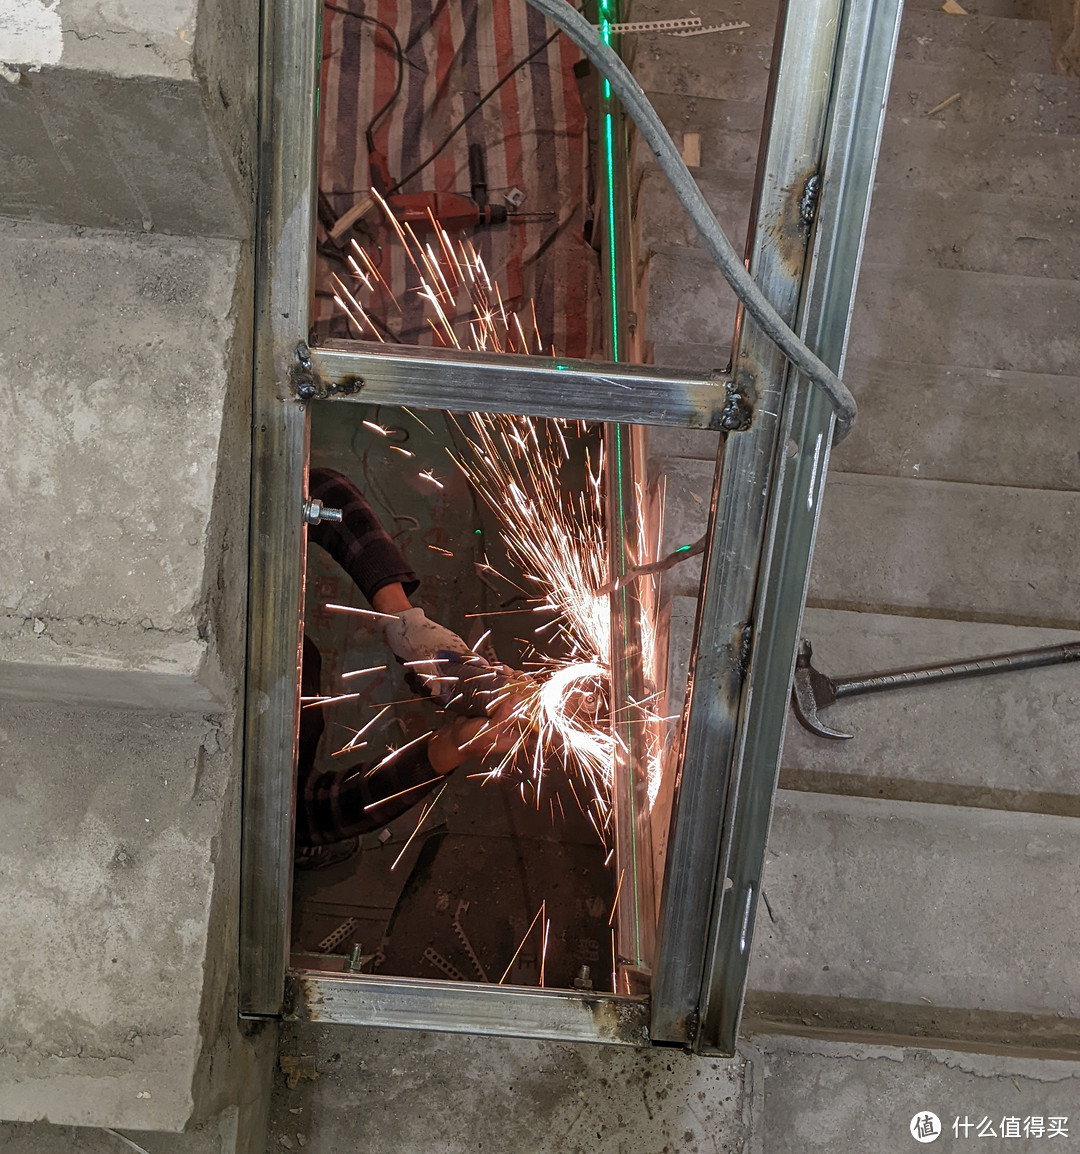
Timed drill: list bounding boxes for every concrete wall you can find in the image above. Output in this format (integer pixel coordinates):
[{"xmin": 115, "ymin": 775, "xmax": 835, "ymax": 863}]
[
  {"xmin": 0, "ymin": 0, "xmax": 273, "ymax": 1139},
  {"xmin": 258, "ymin": 1023, "xmax": 1080, "ymax": 1154}
]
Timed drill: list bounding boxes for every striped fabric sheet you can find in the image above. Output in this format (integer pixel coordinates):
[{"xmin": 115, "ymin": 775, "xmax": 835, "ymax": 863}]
[{"xmin": 315, "ymin": 0, "xmax": 602, "ymax": 359}]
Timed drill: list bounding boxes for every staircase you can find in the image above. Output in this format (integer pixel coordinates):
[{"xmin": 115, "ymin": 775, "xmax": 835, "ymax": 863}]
[{"xmin": 631, "ymin": 0, "xmax": 1080, "ymax": 1051}]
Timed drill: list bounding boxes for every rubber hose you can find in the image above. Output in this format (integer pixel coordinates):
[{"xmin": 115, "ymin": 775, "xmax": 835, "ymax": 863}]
[{"xmin": 523, "ymin": 0, "xmax": 857, "ymax": 439}]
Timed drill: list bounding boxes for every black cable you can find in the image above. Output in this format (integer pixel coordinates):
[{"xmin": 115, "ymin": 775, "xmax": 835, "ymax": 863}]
[
  {"xmin": 387, "ymin": 28, "xmax": 561, "ymax": 195},
  {"xmin": 323, "ymin": 4, "xmax": 407, "ymax": 152}
]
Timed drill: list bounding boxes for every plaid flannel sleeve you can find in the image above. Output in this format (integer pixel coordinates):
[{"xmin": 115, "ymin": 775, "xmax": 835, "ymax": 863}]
[{"xmin": 296, "ymin": 740, "xmax": 444, "ymax": 847}]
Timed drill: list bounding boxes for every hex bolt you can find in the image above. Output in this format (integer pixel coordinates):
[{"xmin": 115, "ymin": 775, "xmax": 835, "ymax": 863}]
[
  {"xmin": 347, "ymin": 944, "xmax": 364, "ymax": 973},
  {"xmin": 303, "ymin": 499, "xmax": 343, "ymax": 526}
]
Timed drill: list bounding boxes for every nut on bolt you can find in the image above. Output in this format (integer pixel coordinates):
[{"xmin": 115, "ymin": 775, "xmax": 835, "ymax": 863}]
[{"xmin": 303, "ymin": 499, "xmax": 343, "ymax": 526}]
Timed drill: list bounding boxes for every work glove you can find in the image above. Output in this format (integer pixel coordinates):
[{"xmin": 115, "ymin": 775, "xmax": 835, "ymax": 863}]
[{"xmin": 384, "ymin": 607, "xmax": 507, "ymax": 717}]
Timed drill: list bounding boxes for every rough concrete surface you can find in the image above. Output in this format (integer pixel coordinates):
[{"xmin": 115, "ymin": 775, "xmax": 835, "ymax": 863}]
[
  {"xmin": 0, "ymin": 701, "xmax": 252, "ymax": 1128},
  {"xmin": 643, "ymin": 248, "xmax": 740, "ymax": 351},
  {"xmin": 629, "ymin": 23, "xmax": 772, "ymax": 104},
  {"xmin": 0, "ymin": 220, "xmax": 245, "ymax": 703},
  {"xmin": 746, "ymin": 1034, "xmax": 1080, "ymax": 1154},
  {"xmin": 861, "ymin": 188, "xmax": 1080, "ymax": 280},
  {"xmin": 0, "ymin": 70, "xmax": 248, "ymax": 237},
  {"xmin": 53, "ymin": 0, "xmax": 200, "ymax": 80},
  {"xmin": 749, "ymin": 790, "xmax": 1080, "ymax": 1022},
  {"xmin": 887, "ymin": 61, "xmax": 1080, "ymax": 137},
  {"xmin": 0, "ymin": 1109, "xmax": 248, "ymax": 1154},
  {"xmin": 833, "ymin": 358, "xmax": 1080, "ymax": 492},
  {"xmin": 636, "ymin": 171, "xmax": 756, "ymax": 254},
  {"xmin": 874, "ymin": 120, "xmax": 1080, "ymax": 201},
  {"xmin": 268, "ymin": 1023, "xmax": 749, "ymax": 1154},
  {"xmin": 636, "ymin": 92, "xmax": 765, "ymax": 180},
  {"xmin": 850, "ymin": 265, "xmax": 1080, "ymax": 373},
  {"xmin": 894, "ymin": 10, "xmax": 1054, "ymax": 71},
  {"xmin": 808, "ymin": 472, "xmax": 1080, "ymax": 629}
]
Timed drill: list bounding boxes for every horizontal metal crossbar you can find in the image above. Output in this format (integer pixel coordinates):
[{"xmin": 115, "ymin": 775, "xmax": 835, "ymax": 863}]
[
  {"xmin": 305, "ymin": 340, "xmax": 751, "ymax": 431},
  {"xmin": 288, "ymin": 971, "xmax": 652, "ymax": 1046}
]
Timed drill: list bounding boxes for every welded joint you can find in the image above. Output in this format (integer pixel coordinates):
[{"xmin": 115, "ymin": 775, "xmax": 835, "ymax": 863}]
[
  {"xmin": 718, "ymin": 379, "xmax": 754, "ymax": 432},
  {"xmin": 291, "ymin": 341, "xmax": 363, "ymax": 402},
  {"xmin": 799, "ymin": 172, "xmax": 822, "ymax": 229}
]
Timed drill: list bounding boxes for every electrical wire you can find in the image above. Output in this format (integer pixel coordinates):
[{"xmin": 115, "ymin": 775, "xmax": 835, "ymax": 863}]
[
  {"xmin": 387, "ymin": 29, "xmax": 561, "ymax": 195},
  {"xmin": 323, "ymin": 4, "xmax": 408, "ymax": 152},
  {"xmin": 518, "ymin": 0, "xmax": 858, "ymax": 439}
]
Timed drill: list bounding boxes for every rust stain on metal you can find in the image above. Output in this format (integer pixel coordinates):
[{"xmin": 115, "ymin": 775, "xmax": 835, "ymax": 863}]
[
  {"xmin": 581, "ymin": 995, "xmax": 652, "ymax": 1044},
  {"xmin": 288, "ymin": 971, "xmax": 324, "ymax": 1020}
]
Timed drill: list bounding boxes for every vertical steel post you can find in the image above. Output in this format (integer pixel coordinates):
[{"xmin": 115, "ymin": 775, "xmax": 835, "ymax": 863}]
[
  {"xmin": 601, "ymin": 9, "xmax": 657, "ymax": 983},
  {"xmin": 239, "ymin": 0, "xmax": 321, "ymax": 1015},
  {"xmin": 698, "ymin": 0, "xmax": 903, "ymax": 1053},
  {"xmin": 650, "ymin": 0, "xmax": 856, "ymax": 1043}
]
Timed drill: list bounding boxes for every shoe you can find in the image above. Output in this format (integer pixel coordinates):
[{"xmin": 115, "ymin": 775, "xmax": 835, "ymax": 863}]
[{"xmin": 294, "ymin": 836, "xmax": 360, "ymax": 871}]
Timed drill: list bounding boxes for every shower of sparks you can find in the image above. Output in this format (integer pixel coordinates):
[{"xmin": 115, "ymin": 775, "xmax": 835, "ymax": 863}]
[
  {"xmin": 499, "ymin": 901, "xmax": 546, "ymax": 985},
  {"xmin": 608, "ymin": 868, "xmax": 626, "ymax": 927},
  {"xmin": 332, "ymin": 704, "xmax": 393, "ymax": 756},
  {"xmin": 453, "ymin": 414, "xmax": 666, "ymax": 825},
  {"xmin": 301, "ymin": 691, "xmax": 362, "ymax": 709},
  {"xmin": 341, "ymin": 664, "xmax": 388, "ymax": 680},
  {"xmin": 390, "ymin": 782, "xmax": 448, "ymax": 870},
  {"xmin": 331, "ymin": 203, "xmax": 668, "ymax": 830},
  {"xmin": 326, "ymin": 603, "xmax": 401, "ymax": 623}
]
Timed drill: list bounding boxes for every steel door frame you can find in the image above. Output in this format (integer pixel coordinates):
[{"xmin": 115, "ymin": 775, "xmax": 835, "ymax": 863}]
[{"xmin": 239, "ymin": 0, "xmax": 901, "ymax": 1052}]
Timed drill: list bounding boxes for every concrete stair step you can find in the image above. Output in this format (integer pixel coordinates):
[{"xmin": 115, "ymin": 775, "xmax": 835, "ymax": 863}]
[
  {"xmin": 0, "ymin": 699, "xmax": 240, "ymax": 1127},
  {"xmin": 649, "ymin": 357, "xmax": 1080, "ymax": 494},
  {"xmin": 861, "ymin": 187, "xmax": 1080, "ymax": 278},
  {"xmin": 635, "ymin": 168, "xmax": 755, "ymax": 255},
  {"xmin": 0, "ymin": 219, "xmax": 245, "ymax": 711},
  {"xmin": 904, "ymin": 0, "xmax": 1051, "ymax": 19},
  {"xmin": 650, "ymin": 341, "xmax": 735, "ymax": 374},
  {"xmin": 655, "ymin": 463, "xmax": 1080, "ymax": 629},
  {"xmin": 633, "ymin": 92, "xmax": 766, "ymax": 181},
  {"xmin": 1, "ymin": 69, "xmax": 249, "ymax": 238},
  {"xmin": 888, "ymin": 58, "xmax": 1080, "ymax": 136},
  {"xmin": 874, "ymin": 120, "xmax": 1080, "ymax": 200},
  {"xmin": 659, "ymin": 597, "xmax": 1080, "ymax": 817},
  {"xmin": 849, "ymin": 265, "xmax": 1080, "ymax": 373},
  {"xmin": 809, "ymin": 472, "xmax": 1080, "ymax": 629},
  {"xmin": 751, "ymin": 1033, "xmax": 1080, "ymax": 1151},
  {"xmin": 833, "ymin": 357, "xmax": 1080, "ymax": 492},
  {"xmin": 641, "ymin": 247, "xmax": 740, "ymax": 347},
  {"xmin": 746, "ymin": 789, "xmax": 1080, "ymax": 1053},
  {"xmin": 895, "ymin": 8, "xmax": 1054, "ymax": 72},
  {"xmin": 782, "ymin": 608, "xmax": 1080, "ymax": 814},
  {"xmin": 629, "ymin": 27, "xmax": 773, "ymax": 104}
]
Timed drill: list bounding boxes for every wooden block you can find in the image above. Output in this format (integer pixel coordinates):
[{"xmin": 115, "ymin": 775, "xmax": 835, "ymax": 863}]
[{"xmin": 681, "ymin": 132, "xmax": 701, "ymax": 168}]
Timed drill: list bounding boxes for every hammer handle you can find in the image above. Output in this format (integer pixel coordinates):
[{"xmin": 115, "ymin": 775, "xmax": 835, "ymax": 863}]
[{"xmin": 835, "ymin": 641, "xmax": 1080, "ymax": 700}]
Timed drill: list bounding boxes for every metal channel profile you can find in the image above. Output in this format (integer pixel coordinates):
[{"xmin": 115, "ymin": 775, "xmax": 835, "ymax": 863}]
[
  {"xmin": 239, "ymin": 0, "xmax": 320, "ymax": 1015},
  {"xmin": 309, "ymin": 341, "xmax": 746, "ymax": 430},
  {"xmin": 699, "ymin": 0, "xmax": 903, "ymax": 1054},
  {"xmin": 649, "ymin": 0, "xmax": 852, "ymax": 1045},
  {"xmin": 602, "ymin": 20, "xmax": 658, "ymax": 984},
  {"xmin": 290, "ymin": 973, "xmax": 651, "ymax": 1046}
]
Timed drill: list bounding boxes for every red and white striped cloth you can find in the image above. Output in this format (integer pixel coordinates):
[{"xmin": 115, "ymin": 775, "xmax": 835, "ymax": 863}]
[{"xmin": 315, "ymin": 0, "xmax": 602, "ymax": 358}]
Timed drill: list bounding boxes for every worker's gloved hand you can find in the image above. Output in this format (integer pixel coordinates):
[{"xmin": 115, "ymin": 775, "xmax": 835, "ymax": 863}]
[{"xmin": 384, "ymin": 607, "xmax": 507, "ymax": 717}]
